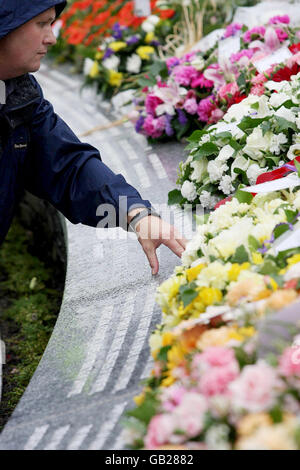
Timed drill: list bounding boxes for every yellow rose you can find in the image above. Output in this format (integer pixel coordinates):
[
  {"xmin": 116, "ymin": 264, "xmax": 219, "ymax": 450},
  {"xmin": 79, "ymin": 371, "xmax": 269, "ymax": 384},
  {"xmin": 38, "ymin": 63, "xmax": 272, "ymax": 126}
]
[
  {"xmin": 136, "ymin": 46, "xmax": 155, "ymax": 60},
  {"xmin": 198, "ymin": 287, "xmax": 223, "ymax": 306},
  {"xmin": 109, "ymin": 41, "xmax": 127, "ymax": 52},
  {"xmin": 186, "ymin": 264, "xmax": 205, "ymax": 282}
]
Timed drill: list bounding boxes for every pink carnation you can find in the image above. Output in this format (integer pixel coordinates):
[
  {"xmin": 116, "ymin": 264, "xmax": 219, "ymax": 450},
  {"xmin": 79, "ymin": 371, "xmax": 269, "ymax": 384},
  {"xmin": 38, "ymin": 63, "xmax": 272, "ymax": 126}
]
[
  {"xmin": 275, "ymin": 28, "xmax": 289, "ymax": 42},
  {"xmin": 199, "ymin": 364, "xmax": 239, "ymax": 397},
  {"xmin": 172, "ymin": 65, "xmax": 198, "ymax": 86},
  {"xmin": 269, "ymin": 15, "xmax": 290, "ymax": 25},
  {"xmin": 217, "ymin": 82, "xmax": 239, "ymax": 101},
  {"xmin": 197, "ymin": 95, "xmax": 216, "ymax": 122},
  {"xmin": 251, "ymin": 72, "xmax": 268, "ymax": 85},
  {"xmin": 190, "ymin": 73, "xmax": 213, "ymax": 89},
  {"xmin": 161, "ymin": 385, "xmax": 187, "ymax": 412},
  {"xmin": 183, "ymin": 97, "xmax": 198, "ymax": 114},
  {"xmin": 209, "ymin": 108, "xmax": 224, "ymax": 124},
  {"xmin": 143, "ymin": 115, "xmax": 166, "ymax": 138},
  {"xmin": 250, "ymin": 84, "xmax": 266, "ymax": 96},
  {"xmin": 243, "ymin": 26, "xmax": 266, "ymax": 43},
  {"xmin": 279, "ymin": 344, "xmax": 300, "ymax": 377},
  {"xmin": 229, "ymin": 361, "xmax": 279, "ymax": 413},
  {"xmin": 145, "ymin": 94, "xmax": 163, "ymax": 115},
  {"xmin": 145, "ymin": 414, "xmax": 177, "ymax": 449},
  {"xmin": 230, "ymin": 49, "xmax": 254, "ymax": 63},
  {"xmin": 197, "ymin": 347, "xmax": 237, "ymax": 368}
]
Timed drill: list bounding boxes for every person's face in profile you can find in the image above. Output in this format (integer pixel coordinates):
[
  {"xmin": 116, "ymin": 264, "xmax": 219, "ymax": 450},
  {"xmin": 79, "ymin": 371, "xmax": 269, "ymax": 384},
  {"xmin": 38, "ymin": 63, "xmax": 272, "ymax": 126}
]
[{"xmin": 0, "ymin": 7, "xmax": 57, "ymax": 80}]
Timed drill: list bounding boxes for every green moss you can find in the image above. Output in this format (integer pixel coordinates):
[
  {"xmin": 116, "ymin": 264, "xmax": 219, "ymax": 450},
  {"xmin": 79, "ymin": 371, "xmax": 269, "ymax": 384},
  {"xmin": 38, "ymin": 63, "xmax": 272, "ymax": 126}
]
[{"xmin": 0, "ymin": 219, "xmax": 64, "ymax": 432}]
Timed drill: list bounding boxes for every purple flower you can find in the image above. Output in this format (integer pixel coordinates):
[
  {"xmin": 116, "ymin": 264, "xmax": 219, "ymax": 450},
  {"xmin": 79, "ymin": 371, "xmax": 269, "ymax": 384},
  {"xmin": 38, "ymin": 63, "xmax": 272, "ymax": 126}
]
[
  {"xmin": 112, "ymin": 23, "xmax": 123, "ymax": 40},
  {"xmin": 103, "ymin": 48, "xmax": 114, "ymax": 60},
  {"xmin": 166, "ymin": 56, "xmax": 180, "ymax": 72},
  {"xmin": 177, "ymin": 108, "xmax": 188, "ymax": 125},
  {"xmin": 135, "ymin": 114, "xmax": 145, "ymax": 133},
  {"xmin": 126, "ymin": 35, "xmax": 139, "ymax": 46},
  {"xmin": 165, "ymin": 114, "xmax": 174, "ymax": 136}
]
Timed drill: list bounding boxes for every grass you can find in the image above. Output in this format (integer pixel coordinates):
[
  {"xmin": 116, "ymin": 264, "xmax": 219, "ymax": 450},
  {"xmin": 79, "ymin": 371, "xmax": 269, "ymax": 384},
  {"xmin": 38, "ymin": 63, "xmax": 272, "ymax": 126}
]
[{"xmin": 0, "ymin": 219, "xmax": 65, "ymax": 432}]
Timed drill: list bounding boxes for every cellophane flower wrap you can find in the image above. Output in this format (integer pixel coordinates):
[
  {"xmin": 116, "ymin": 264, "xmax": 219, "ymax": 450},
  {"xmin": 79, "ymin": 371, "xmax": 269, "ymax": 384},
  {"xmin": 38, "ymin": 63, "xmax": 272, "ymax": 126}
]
[{"xmin": 131, "ymin": 15, "xmax": 300, "ymax": 141}]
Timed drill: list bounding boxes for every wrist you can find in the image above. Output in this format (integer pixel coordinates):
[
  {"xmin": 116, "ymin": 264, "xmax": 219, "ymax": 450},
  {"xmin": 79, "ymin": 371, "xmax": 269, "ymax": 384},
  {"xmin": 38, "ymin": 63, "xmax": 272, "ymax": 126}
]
[{"xmin": 127, "ymin": 207, "xmax": 161, "ymax": 232}]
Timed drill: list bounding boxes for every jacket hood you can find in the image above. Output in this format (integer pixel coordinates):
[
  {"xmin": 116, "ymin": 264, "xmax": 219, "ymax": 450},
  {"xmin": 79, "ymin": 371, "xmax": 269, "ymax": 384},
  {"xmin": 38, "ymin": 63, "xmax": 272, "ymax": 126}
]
[{"xmin": 0, "ymin": 0, "xmax": 67, "ymax": 40}]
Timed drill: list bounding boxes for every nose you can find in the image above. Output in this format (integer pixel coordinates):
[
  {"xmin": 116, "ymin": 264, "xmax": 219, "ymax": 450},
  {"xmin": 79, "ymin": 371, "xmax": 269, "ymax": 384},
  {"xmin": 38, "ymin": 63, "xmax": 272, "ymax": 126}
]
[{"xmin": 43, "ymin": 26, "xmax": 57, "ymax": 47}]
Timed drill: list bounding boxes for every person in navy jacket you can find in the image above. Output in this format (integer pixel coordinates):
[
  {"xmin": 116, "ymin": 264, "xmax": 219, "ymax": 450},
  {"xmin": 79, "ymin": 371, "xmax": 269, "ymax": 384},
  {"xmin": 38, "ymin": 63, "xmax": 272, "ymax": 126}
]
[{"xmin": 0, "ymin": 0, "xmax": 186, "ymax": 274}]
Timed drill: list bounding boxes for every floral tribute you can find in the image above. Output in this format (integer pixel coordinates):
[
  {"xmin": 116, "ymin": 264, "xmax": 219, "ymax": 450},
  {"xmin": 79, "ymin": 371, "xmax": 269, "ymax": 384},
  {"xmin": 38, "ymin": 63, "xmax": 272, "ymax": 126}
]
[
  {"xmin": 170, "ymin": 71, "xmax": 300, "ymax": 209},
  {"xmin": 122, "ymin": 189, "xmax": 300, "ymax": 450},
  {"xmin": 130, "ymin": 15, "xmax": 300, "ymax": 141},
  {"xmin": 83, "ymin": 18, "xmax": 169, "ymax": 99}
]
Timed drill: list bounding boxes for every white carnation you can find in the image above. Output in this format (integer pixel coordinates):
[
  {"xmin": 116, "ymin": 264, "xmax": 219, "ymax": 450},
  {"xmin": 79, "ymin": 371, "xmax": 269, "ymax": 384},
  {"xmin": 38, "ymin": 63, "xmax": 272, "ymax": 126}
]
[
  {"xmin": 269, "ymin": 133, "xmax": 288, "ymax": 155},
  {"xmin": 181, "ymin": 180, "xmax": 198, "ymax": 201},
  {"xmin": 126, "ymin": 54, "xmax": 142, "ymax": 74},
  {"xmin": 218, "ymin": 175, "xmax": 235, "ymax": 195},
  {"xmin": 199, "ymin": 190, "xmax": 219, "ymax": 209},
  {"xmin": 207, "ymin": 160, "xmax": 228, "ymax": 182}
]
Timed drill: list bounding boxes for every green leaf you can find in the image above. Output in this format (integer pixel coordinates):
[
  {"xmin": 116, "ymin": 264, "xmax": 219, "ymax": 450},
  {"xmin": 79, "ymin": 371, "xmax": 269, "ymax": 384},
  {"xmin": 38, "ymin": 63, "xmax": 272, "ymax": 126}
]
[
  {"xmin": 168, "ymin": 189, "xmax": 183, "ymax": 206},
  {"xmin": 187, "ymin": 130, "xmax": 206, "ymax": 143},
  {"xmin": 258, "ymin": 260, "xmax": 278, "ymax": 275},
  {"xmin": 214, "ymin": 131, "xmax": 232, "ymax": 140},
  {"xmin": 294, "ymin": 159, "xmax": 300, "ymax": 178},
  {"xmin": 273, "ymin": 116, "xmax": 297, "ymax": 132},
  {"xmin": 156, "ymin": 345, "xmax": 171, "ymax": 363},
  {"xmin": 230, "ymin": 245, "xmax": 249, "ymax": 264},
  {"xmin": 127, "ymin": 396, "xmax": 159, "ymax": 425},
  {"xmin": 274, "ymin": 224, "xmax": 290, "ymax": 239},
  {"xmin": 261, "ymin": 120, "xmax": 272, "ymax": 136},
  {"xmin": 238, "ymin": 117, "xmax": 268, "ymax": 132},
  {"xmin": 234, "ymin": 188, "xmax": 253, "ymax": 204},
  {"xmin": 179, "ymin": 283, "xmax": 198, "ymax": 307},
  {"xmin": 248, "ymin": 235, "xmax": 260, "ymax": 252},
  {"xmin": 269, "ymin": 405, "xmax": 283, "ymax": 424},
  {"xmin": 193, "ymin": 142, "xmax": 219, "ymax": 159}
]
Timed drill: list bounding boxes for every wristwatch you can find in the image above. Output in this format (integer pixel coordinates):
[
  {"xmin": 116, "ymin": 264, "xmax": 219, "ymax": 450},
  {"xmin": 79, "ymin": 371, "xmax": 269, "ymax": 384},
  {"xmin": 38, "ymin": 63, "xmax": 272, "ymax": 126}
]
[{"xmin": 127, "ymin": 207, "xmax": 161, "ymax": 232}]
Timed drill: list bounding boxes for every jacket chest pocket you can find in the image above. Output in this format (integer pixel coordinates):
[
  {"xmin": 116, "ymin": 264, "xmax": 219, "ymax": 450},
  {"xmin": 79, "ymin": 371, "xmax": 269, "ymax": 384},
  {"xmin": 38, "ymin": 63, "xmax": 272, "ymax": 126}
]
[{"xmin": 12, "ymin": 127, "xmax": 30, "ymax": 161}]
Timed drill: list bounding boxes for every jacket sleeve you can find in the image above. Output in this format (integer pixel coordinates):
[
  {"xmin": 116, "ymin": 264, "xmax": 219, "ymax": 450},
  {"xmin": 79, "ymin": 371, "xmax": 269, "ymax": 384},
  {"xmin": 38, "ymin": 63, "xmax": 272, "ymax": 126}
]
[{"xmin": 24, "ymin": 75, "xmax": 151, "ymax": 229}]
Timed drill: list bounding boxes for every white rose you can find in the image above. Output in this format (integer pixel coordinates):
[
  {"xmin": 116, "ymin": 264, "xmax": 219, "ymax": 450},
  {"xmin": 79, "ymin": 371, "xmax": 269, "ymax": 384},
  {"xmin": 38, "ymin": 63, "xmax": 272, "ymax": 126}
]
[
  {"xmin": 207, "ymin": 160, "xmax": 228, "ymax": 182},
  {"xmin": 126, "ymin": 54, "xmax": 142, "ymax": 74},
  {"xmin": 243, "ymin": 128, "xmax": 272, "ymax": 160},
  {"xmin": 181, "ymin": 180, "xmax": 198, "ymax": 201},
  {"xmin": 190, "ymin": 158, "xmax": 208, "ymax": 182},
  {"xmin": 102, "ymin": 55, "xmax": 120, "ymax": 71}
]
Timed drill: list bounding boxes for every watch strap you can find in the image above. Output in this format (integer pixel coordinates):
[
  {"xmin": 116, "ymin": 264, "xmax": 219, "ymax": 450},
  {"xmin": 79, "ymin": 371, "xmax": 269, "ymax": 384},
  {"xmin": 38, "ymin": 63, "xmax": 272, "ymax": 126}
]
[{"xmin": 128, "ymin": 207, "xmax": 161, "ymax": 232}]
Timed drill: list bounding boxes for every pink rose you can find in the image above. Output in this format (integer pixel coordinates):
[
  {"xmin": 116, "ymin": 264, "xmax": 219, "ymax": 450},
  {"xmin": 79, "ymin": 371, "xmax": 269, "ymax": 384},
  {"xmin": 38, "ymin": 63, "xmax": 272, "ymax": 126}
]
[
  {"xmin": 161, "ymin": 385, "xmax": 186, "ymax": 412},
  {"xmin": 229, "ymin": 361, "xmax": 279, "ymax": 413},
  {"xmin": 173, "ymin": 393, "xmax": 207, "ymax": 438},
  {"xmin": 145, "ymin": 414, "xmax": 177, "ymax": 449},
  {"xmin": 279, "ymin": 344, "xmax": 300, "ymax": 377},
  {"xmin": 199, "ymin": 364, "xmax": 239, "ymax": 397},
  {"xmin": 145, "ymin": 94, "xmax": 163, "ymax": 115}
]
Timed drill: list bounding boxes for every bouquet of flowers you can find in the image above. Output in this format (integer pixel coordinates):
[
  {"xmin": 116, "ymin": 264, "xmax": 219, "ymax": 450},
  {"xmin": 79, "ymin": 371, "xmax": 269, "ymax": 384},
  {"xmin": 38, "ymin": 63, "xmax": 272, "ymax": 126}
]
[
  {"xmin": 130, "ymin": 15, "xmax": 300, "ymax": 142},
  {"xmin": 123, "ymin": 327, "xmax": 300, "ymax": 450},
  {"xmin": 153, "ymin": 189, "xmax": 300, "ymax": 333},
  {"xmin": 83, "ymin": 19, "xmax": 171, "ymax": 99},
  {"xmin": 170, "ymin": 71, "xmax": 300, "ymax": 209},
  {"xmin": 50, "ymin": 0, "xmax": 175, "ymax": 69}
]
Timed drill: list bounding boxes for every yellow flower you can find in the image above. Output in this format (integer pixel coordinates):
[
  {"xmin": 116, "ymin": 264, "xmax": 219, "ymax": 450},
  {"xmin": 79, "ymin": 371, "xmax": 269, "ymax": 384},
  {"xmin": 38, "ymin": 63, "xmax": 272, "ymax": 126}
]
[
  {"xmin": 186, "ymin": 264, "xmax": 205, "ymax": 283},
  {"xmin": 136, "ymin": 46, "xmax": 155, "ymax": 60},
  {"xmin": 161, "ymin": 375, "xmax": 176, "ymax": 387},
  {"xmin": 109, "ymin": 41, "xmax": 127, "ymax": 52},
  {"xmin": 267, "ymin": 277, "xmax": 278, "ymax": 291},
  {"xmin": 145, "ymin": 32, "xmax": 155, "ymax": 43},
  {"xmin": 95, "ymin": 50, "xmax": 104, "ymax": 60},
  {"xmin": 162, "ymin": 332, "xmax": 175, "ymax": 347},
  {"xmin": 252, "ymin": 252, "xmax": 263, "ymax": 264},
  {"xmin": 134, "ymin": 392, "xmax": 146, "ymax": 406},
  {"xmin": 108, "ymin": 69, "xmax": 123, "ymax": 87},
  {"xmin": 89, "ymin": 61, "xmax": 99, "ymax": 78},
  {"xmin": 228, "ymin": 326, "xmax": 256, "ymax": 342},
  {"xmin": 287, "ymin": 253, "xmax": 300, "ymax": 266},
  {"xmin": 198, "ymin": 287, "xmax": 223, "ymax": 306},
  {"xmin": 228, "ymin": 262, "xmax": 250, "ymax": 282}
]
